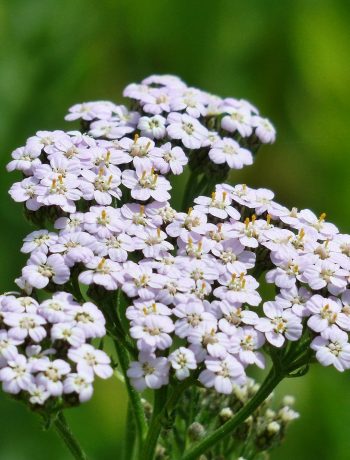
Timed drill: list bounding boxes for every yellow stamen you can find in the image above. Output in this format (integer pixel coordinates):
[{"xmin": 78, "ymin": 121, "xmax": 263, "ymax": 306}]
[
  {"xmin": 188, "ymin": 207, "xmax": 193, "ymax": 215},
  {"xmin": 157, "ymin": 228, "xmax": 161, "ymax": 238},
  {"xmin": 251, "ymin": 214, "xmax": 256, "ymax": 223},
  {"xmin": 266, "ymin": 214, "xmax": 271, "ymax": 225},
  {"xmin": 58, "ymin": 175, "xmax": 63, "ymax": 184},
  {"xmin": 97, "ymin": 258, "xmax": 106, "ymax": 270},
  {"xmin": 319, "ymin": 212, "xmax": 326, "ymax": 221},
  {"xmin": 211, "ymin": 191, "xmax": 216, "ymax": 201},
  {"xmin": 139, "ymin": 205, "xmax": 145, "ymax": 215},
  {"xmin": 51, "ymin": 179, "xmax": 57, "ymax": 189},
  {"xmin": 133, "ymin": 133, "xmax": 139, "ymax": 143},
  {"xmin": 101, "ymin": 210, "xmax": 107, "ymax": 220},
  {"xmin": 244, "ymin": 217, "xmax": 250, "ymax": 228}
]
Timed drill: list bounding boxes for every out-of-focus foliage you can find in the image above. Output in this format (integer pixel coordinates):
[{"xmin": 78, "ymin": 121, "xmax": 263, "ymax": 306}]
[{"xmin": 0, "ymin": 0, "xmax": 349, "ymax": 458}]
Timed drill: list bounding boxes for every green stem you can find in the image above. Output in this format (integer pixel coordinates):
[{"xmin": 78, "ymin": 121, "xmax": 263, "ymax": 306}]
[
  {"xmin": 142, "ymin": 387, "xmax": 168, "ymax": 460},
  {"xmin": 113, "ymin": 339, "xmax": 148, "ymax": 444},
  {"xmin": 123, "ymin": 402, "xmax": 137, "ymax": 460},
  {"xmin": 53, "ymin": 412, "xmax": 88, "ymax": 460},
  {"xmin": 182, "ymin": 170, "xmax": 200, "ymax": 210},
  {"xmin": 142, "ymin": 374, "xmax": 199, "ymax": 460},
  {"xmin": 181, "ymin": 367, "xmax": 284, "ymax": 460}
]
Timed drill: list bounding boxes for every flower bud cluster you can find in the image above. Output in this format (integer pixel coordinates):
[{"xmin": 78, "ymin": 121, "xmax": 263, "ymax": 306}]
[{"xmin": 0, "ymin": 292, "xmax": 112, "ymax": 407}]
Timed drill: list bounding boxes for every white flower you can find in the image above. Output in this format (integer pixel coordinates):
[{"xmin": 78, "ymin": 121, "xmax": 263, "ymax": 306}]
[
  {"xmin": 209, "ymin": 138, "xmax": 252, "ymax": 169},
  {"xmin": 169, "ymin": 347, "xmax": 197, "ymax": 380},
  {"xmin": 199, "ymin": 355, "xmax": 246, "ymax": 394},
  {"xmin": 311, "ymin": 328, "xmax": 350, "ymax": 372},
  {"xmin": 167, "ymin": 113, "xmax": 208, "ymax": 149},
  {"xmin": 127, "ymin": 352, "xmax": 169, "ymax": 390},
  {"xmin": 68, "ymin": 344, "xmax": 113, "ymax": 379},
  {"xmin": 0, "ymin": 354, "xmax": 33, "ymax": 394}
]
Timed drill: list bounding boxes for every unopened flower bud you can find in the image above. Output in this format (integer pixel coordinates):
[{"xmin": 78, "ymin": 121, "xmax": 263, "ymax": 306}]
[
  {"xmin": 282, "ymin": 395, "xmax": 295, "ymax": 406},
  {"xmin": 188, "ymin": 422, "xmax": 206, "ymax": 441},
  {"xmin": 267, "ymin": 421, "xmax": 280, "ymax": 435},
  {"xmin": 219, "ymin": 407, "xmax": 233, "ymax": 422}
]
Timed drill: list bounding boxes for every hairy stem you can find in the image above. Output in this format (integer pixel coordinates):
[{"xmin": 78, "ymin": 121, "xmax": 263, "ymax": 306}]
[
  {"xmin": 113, "ymin": 339, "xmax": 148, "ymax": 445},
  {"xmin": 181, "ymin": 367, "xmax": 284, "ymax": 460},
  {"xmin": 142, "ymin": 386, "xmax": 168, "ymax": 460},
  {"xmin": 53, "ymin": 412, "xmax": 88, "ymax": 460}
]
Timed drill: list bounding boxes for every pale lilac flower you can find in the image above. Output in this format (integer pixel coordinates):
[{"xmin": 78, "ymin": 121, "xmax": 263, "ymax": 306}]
[
  {"xmin": 21, "ymin": 230, "xmax": 58, "ymax": 255},
  {"xmin": 94, "ymin": 233, "xmax": 134, "ymax": 262},
  {"xmin": 80, "ymin": 167, "xmax": 122, "ymax": 205},
  {"xmin": 84, "ymin": 206, "xmax": 124, "ymax": 238},
  {"xmin": 127, "ymin": 352, "xmax": 169, "ymax": 390},
  {"xmin": 194, "ymin": 190, "xmax": 241, "ymax": 220},
  {"xmin": 51, "ymin": 323, "xmax": 85, "ymax": 348},
  {"xmin": 89, "ymin": 120, "xmax": 134, "ymax": 139},
  {"xmin": 122, "ymin": 163, "xmax": 171, "ymax": 202},
  {"xmin": 167, "ymin": 113, "xmax": 208, "ymax": 149},
  {"xmin": 63, "ymin": 373, "xmax": 94, "ymax": 402},
  {"xmin": 166, "ymin": 209, "xmax": 209, "ymax": 240},
  {"xmin": 0, "ymin": 354, "xmax": 33, "ymax": 394},
  {"xmin": 276, "ymin": 286, "xmax": 312, "ymax": 317},
  {"xmin": 168, "ymin": 347, "xmax": 197, "ymax": 380},
  {"xmin": 122, "ymin": 262, "xmax": 165, "ymax": 300},
  {"xmin": 255, "ymin": 302, "xmax": 302, "ymax": 347},
  {"xmin": 212, "ymin": 239, "xmax": 256, "ymax": 272},
  {"xmin": 302, "ymin": 260, "xmax": 348, "ymax": 295},
  {"xmin": 28, "ymin": 382, "xmax": 51, "ymax": 405},
  {"xmin": 9, "ymin": 177, "xmax": 41, "ymax": 211},
  {"xmin": 33, "ymin": 359, "xmax": 71, "ymax": 396},
  {"xmin": 173, "ymin": 299, "xmax": 217, "ymax": 338},
  {"xmin": 49, "ymin": 232, "xmax": 96, "ymax": 267},
  {"xmin": 126, "ymin": 299, "xmax": 172, "ymax": 323},
  {"xmin": 69, "ymin": 302, "xmax": 106, "ymax": 339},
  {"xmin": 36, "ymin": 174, "xmax": 81, "ymax": 213},
  {"xmin": 209, "ymin": 138, "xmax": 252, "ymax": 169},
  {"xmin": 22, "ymin": 253, "xmax": 70, "ymax": 289},
  {"xmin": 7, "ymin": 145, "xmax": 41, "ymax": 175},
  {"xmin": 150, "ymin": 142, "xmax": 188, "ymax": 175},
  {"xmin": 115, "ymin": 136, "xmax": 155, "ymax": 168},
  {"xmin": 236, "ymin": 327, "xmax": 265, "ymax": 368},
  {"xmin": 130, "ymin": 315, "xmax": 174, "ymax": 351},
  {"xmin": 311, "ymin": 328, "xmax": 350, "ymax": 372},
  {"xmin": 266, "ymin": 249, "xmax": 312, "ymax": 289},
  {"xmin": 0, "ymin": 331, "xmax": 21, "ymax": 364},
  {"xmin": 306, "ymin": 295, "xmax": 350, "ymax": 334},
  {"xmin": 4, "ymin": 312, "xmax": 46, "ymax": 342},
  {"xmin": 199, "ymin": 355, "xmax": 246, "ymax": 394},
  {"xmin": 214, "ymin": 270, "xmax": 261, "ymax": 306},
  {"xmin": 79, "ymin": 257, "xmax": 124, "ymax": 290},
  {"xmin": 221, "ymin": 107, "xmax": 252, "ymax": 137},
  {"xmin": 133, "ymin": 228, "xmax": 173, "ymax": 258},
  {"xmin": 298, "ymin": 210, "xmax": 338, "ymax": 239},
  {"xmin": 138, "ymin": 115, "xmax": 167, "ymax": 139},
  {"xmin": 65, "ymin": 101, "xmax": 116, "ymax": 121},
  {"xmin": 121, "ymin": 203, "xmax": 154, "ymax": 234},
  {"xmin": 170, "ymin": 88, "xmax": 207, "ymax": 118},
  {"xmin": 218, "ymin": 301, "xmax": 259, "ymax": 334},
  {"xmin": 188, "ymin": 323, "xmax": 231, "ymax": 360},
  {"xmin": 55, "ymin": 212, "xmax": 85, "ymax": 234},
  {"xmin": 251, "ymin": 116, "xmax": 276, "ymax": 143},
  {"xmin": 37, "ymin": 291, "xmax": 78, "ymax": 323},
  {"xmin": 68, "ymin": 344, "xmax": 113, "ymax": 379}
]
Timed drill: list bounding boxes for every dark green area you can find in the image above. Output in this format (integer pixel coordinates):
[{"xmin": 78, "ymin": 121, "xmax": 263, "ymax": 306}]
[{"xmin": 0, "ymin": 0, "xmax": 349, "ymax": 458}]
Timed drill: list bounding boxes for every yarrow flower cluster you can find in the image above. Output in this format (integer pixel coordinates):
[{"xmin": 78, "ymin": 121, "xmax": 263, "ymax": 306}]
[
  {"xmin": 3, "ymin": 74, "xmax": 349, "ymax": 460},
  {"xmin": 0, "ymin": 292, "xmax": 112, "ymax": 406}
]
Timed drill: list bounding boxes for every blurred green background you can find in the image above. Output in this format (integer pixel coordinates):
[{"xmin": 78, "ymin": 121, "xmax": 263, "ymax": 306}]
[{"xmin": 0, "ymin": 0, "xmax": 350, "ymax": 458}]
